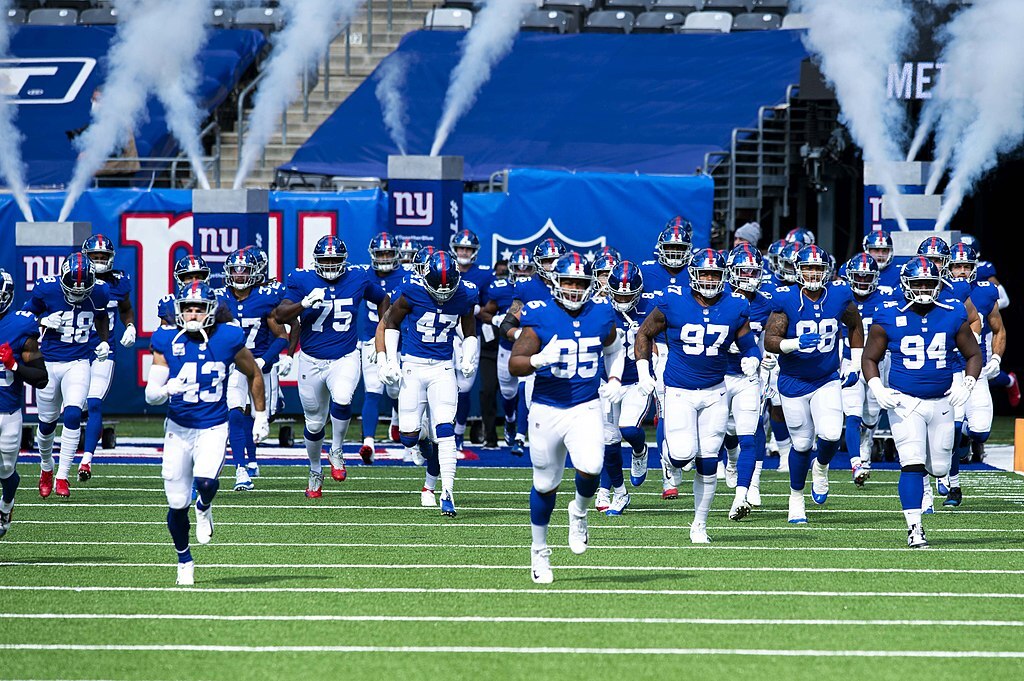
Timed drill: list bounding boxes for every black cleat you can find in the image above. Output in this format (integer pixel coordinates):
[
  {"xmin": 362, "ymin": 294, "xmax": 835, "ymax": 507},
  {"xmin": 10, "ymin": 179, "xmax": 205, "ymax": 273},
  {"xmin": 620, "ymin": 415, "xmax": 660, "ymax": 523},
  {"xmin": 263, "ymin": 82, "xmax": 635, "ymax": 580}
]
[
  {"xmin": 970, "ymin": 440, "xmax": 986, "ymax": 464},
  {"xmin": 943, "ymin": 487, "xmax": 963, "ymax": 507}
]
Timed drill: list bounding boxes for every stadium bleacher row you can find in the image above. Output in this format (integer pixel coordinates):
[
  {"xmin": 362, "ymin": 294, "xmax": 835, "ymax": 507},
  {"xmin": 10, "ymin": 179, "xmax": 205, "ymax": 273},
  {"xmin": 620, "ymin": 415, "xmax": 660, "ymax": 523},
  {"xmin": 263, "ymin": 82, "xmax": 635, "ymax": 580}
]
[
  {"xmin": 5, "ymin": 1, "xmax": 286, "ymax": 31},
  {"xmin": 427, "ymin": 0, "xmax": 800, "ymax": 34}
]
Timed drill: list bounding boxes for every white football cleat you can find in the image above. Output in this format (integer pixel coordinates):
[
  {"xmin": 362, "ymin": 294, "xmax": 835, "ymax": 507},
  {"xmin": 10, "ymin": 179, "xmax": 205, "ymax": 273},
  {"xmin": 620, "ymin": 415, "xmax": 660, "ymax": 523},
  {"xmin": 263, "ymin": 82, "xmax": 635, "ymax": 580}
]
[
  {"xmin": 233, "ymin": 465, "xmax": 254, "ymax": 492},
  {"xmin": 728, "ymin": 496, "xmax": 751, "ymax": 521},
  {"xmin": 567, "ymin": 504, "xmax": 589, "ymax": 555},
  {"xmin": 195, "ymin": 503, "xmax": 213, "ymax": 545},
  {"xmin": 788, "ymin": 493, "xmax": 808, "ymax": 524},
  {"xmin": 630, "ymin": 444, "xmax": 648, "ymax": 486},
  {"xmin": 531, "ymin": 547, "xmax": 553, "ymax": 584},
  {"xmin": 859, "ymin": 427, "xmax": 875, "ymax": 462},
  {"xmin": 176, "ymin": 561, "xmax": 195, "ymax": 586},
  {"xmin": 246, "ymin": 461, "xmax": 260, "ymax": 478},
  {"xmin": 907, "ymin": 524, "xmax": 930, "ymax": 549},
  {"xmin": 777, "ymin": 453, "xmax": 790, "ymax": 474},
  {"xmin": 595, "ymin": 488, "xmax": 611, "ymax": 512},
  {"xmin": 420, "ymin": 487, "xmax": 436, "ymax": 507},
  {"xmin": 689, "ymin": 521, "xmax": 711, "ymax": 544},
  {"xmin": 747, "ymin": 484, "xmax": 761, "ymax": 507},
  {"xmin": 606, "ymin": 491, "xmax": 630, "ymax": 516},
  {"xmin": 922, "ymin": 479, "xmax": 935, "ymax": 515},
  {"xmin": 725, "ymin": 461, "xmax": 738, "ymax": 489},
  {"xmin": 810, "ymin": 459, "xmax": 829, "ymax": 505},
  {"xmin": 852, "ymin": 462, "xmax": 870, "ymax": 488}
]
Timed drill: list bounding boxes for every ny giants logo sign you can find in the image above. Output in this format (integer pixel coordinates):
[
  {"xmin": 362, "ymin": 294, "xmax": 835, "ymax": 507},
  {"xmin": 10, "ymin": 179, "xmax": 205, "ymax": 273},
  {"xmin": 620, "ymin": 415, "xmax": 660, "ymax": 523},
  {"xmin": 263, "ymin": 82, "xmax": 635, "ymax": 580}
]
[
  {"xmin": 22, "ymin": 255, "xmax": 64, "ymax": 291},
  {"xmin": 393, "ymin": 191, "xmax": 434, "ymax": 227}
]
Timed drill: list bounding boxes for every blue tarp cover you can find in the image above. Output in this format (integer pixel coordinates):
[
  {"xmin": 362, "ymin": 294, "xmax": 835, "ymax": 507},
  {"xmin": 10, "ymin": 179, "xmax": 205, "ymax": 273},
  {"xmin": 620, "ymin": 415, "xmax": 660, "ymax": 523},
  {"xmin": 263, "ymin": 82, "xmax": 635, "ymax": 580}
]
[
  {"xmin": 284, "ymin": 30, "xmax": 808, "ymax": 180},
  {"xmin": 5, "ymin": 26, "xmax": 266, "ymax": 187}
]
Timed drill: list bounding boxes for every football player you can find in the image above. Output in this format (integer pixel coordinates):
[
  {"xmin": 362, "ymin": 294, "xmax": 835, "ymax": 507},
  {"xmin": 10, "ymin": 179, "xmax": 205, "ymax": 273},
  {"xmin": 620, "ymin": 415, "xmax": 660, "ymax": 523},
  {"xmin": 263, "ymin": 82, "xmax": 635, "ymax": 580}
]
[
  {"xmin": 398, "ymin": 238, "xmax": 419, "ymax": 267},
  {"xmin": 636, "ymin": 249, "xmax": 760, "ymax": 542},
  {"xmin": 449, "ymin": 230, "xmax": 492, "ymax": 451},
  {"xmin": 595, "ymin": 260, "xmax": 653, "ymax": 516},
  {"xmin": 840, "ymin": 254, "xmax": 893, "ymax": 487},
  {"xmin": 358, "ymin": 233, "xmax": 406, "ymax": 463},
  {"xmin": 147, "ymin": 281, "xmax": 267, "ymax": 584},
  {"xmin": 0, "ymin": 270, "xmax": 48, "ymax": 538},
  {"xmin": 724, "ymin": 244, "xmax": 774, "ymax": 519},
  {"xmin": 274, "ymin": 236, "xmax": 389, "ymax": 496},
  {"xmin": 763, "ymin": 245, "xmax": 863, "ymax": 524},
  {"xmin": 376, "ymin": 251, "xmax": 477, "ymax": 516},
  {"xmin": 764, "ymin": 239, "xmax": 788, "ymax": 288},
  {"xmin": 478, "ymin": 250, "xmax": 526, "ymax": 448},
  {"xmin": 219, "ymin": 249, "xmax": 288, "ymax": 491},
  {"xmin": 864, "ymin": 257, "xmax": 982, "ymax": 547},
  {"xmin": 785, "ymin": 227, "xmax": 815, "ymax": 246},
  {"xmin": 860, "ymin": 230, "xmax": 899, "ymax": 290},
  {"xmin": 77, "ymin": 235, "xmax": 136, "ymax": 481},
  {"xmin": 157, "ymin": 255, "xmax": 232, "ymax": 326},
  {"xmin": 24, "ymin": 254, "xmax": 110, "ymax": 499},
  {"xmin": 509, "ymin": 252, "xmax": 622, "ymax": 583},
  {"xmin": 639, "ymin": 217, "xmax": 694, "ymax": 500}
]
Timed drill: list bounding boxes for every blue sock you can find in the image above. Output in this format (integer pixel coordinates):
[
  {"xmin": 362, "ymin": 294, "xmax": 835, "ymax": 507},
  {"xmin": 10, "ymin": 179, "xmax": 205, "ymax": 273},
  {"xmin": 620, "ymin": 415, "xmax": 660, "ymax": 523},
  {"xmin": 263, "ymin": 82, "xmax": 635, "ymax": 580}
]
[
  {"xmin": 898, "ymin": 469, "xmax": 926, "ymax": 511},
  {"xmin": 949, "ymin": 448, "xmax": 960, "ymax": 477},
  {"xmin": 38, "ymin": 420, "xmax": 57, "ymax": 436},
  {"xmin": 244, "ymin": 414, "xmax": 257, "ymax": 462},
  {"xmin": 789, "ymin": 449, "xmax": 812, "ymax": 490},
  {"xmin": 575, "ymin": 471, "xmax": 600, "ymax": 498},
  {"xmin": 620, "ymin": 426, "xmax": 645, "ymax": 453},
  {"xmin": 695, "ymin": 456, "xmax": 717, "ymax": 476},
  {"xmin": 228, "ymin": 409, "xmax": 248, "ymax": 468},
  {"xmin": 1, "ymin": 469, "xmax": 20, "ymax": 503},
  {"xmin": 770, "ymin": 416, "xmax": 790, "ymax": 442},
  {"xmin": 844, "ymin": 415, "xmax": 862, "ymax": 457},
  {"xmin": 166, "ymin": 507, "xmax": 192, "ymax": 563},
  {"xmin": 755, "ymin": 423, "xmax": 767, "ymax": 463},
  {"xmin": 194, "ymin": 477, "xmax": 219, "ymax": 512},
  {"xmin": 599, "ymin": 468, "xmax": 611, "ymax": 489},
  {"xmin": 603, "ymin": 443, "xmax": 624, "ymax": 488},
  {"xmin": 736, "ymin": 434, "xmax": 757, "ymax": 488},
  {"xmin": 502, "ymin": 396, "xmax": 517, "ymax": 423},
  {"xmin": 530, "ymin": 486, "xmax": 557, "ymax": 526},
  {"xmin": 954, "ymin": 421, "xmax": 969, "ymax": 462},
  {"xmin": 656, "ymin": 417, "xmax": 666, "ymax": 459},
  {"xmin": 423, "ymin": 441, "xmax": 440, "ymax": 477},
  {"xmin": 82, "ymin": 397, "xmax": 103, "ymax": 454},
  {"xmin": 990, "ymin": 371, "xmax": 1012, "ymax": 388},
  {"xmin": 361, "ymin": 391, "xmax": 382, "ymax": 440},
  {"xmin": 816, "ymin": 438, "xmax": 839, "ymax": 466},
  {"xmin": 516, "ymin": 383, "xmax": 529, "ymax": 438},
  {"xmin": 456, "ymin": 392, "xmax": 470, "ymax": 430}
]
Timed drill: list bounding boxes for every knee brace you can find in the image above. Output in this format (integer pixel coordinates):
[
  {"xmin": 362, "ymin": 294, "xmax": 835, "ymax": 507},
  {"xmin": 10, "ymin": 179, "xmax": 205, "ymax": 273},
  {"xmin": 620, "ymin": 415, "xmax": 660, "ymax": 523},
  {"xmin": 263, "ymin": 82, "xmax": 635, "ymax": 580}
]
[
  {"xmin": 694, "ymin": 457, "xmax": 717, "ymax": 476},
  {"xmin": 38, "ymin": 420, "xmax": 57, "ymax": 436},
  {"xmin": 901, "ymin": 463, "xmax": 927, "ymax": 474},
  {"xmin": 400, "ymin": 433, "xmax": 420, "ymax": 449},
  {"xmin": 330, "ymin": 402, "xmax": 352, "ymax": 420},
  {"xmin": 435, "ymin": 422, "xmax": 455, "ymax": 440},
  {"xmin": 62, "ymin": 406, "xmax": 83, "ymax": 431},
  {"xmin": 194, "ymin": 476, "xmax": 219, "ymax": 508},
  {"xmin": 304, "ymin": 426, "xmax": 325, "ymax": 442}
]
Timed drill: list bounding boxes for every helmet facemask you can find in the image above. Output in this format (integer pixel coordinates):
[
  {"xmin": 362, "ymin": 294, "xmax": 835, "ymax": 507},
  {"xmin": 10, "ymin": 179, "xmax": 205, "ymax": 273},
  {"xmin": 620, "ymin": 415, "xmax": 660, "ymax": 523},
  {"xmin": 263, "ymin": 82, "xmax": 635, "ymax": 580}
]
[
  {"xmin": 797, "ymin": 262, "xmax": 829, "ymax": 292},
  {"xmin": 314, "ymin": 253, "xmax": 346, "ymax": 281},
  {"xmin": 553, "ymin": 274, "xmax": 593, "ymax": 310}
]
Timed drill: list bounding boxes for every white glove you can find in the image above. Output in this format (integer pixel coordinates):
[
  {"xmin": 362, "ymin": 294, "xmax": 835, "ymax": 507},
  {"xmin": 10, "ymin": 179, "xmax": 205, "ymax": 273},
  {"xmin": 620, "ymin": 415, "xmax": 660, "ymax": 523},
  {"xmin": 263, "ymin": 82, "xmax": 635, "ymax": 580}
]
[
  {"xmin": 635, "ymin": 359, "xmax": 657, "ymax": 396},
  {"xmin": 868, "ymin": 377, "xmax": 900, "ymax": 410},
  {"xmin": 530, "ymin": 334, "xmax": 563, "ymax": 369},
  {"xmin": 761, "ymin": 352, "xmax": 778, "ymax": 371},
  {"xmin": 460, "ymin": 352, "xmax": 478, "ymax": 378},
  {"xmin": 300, "ymin": 288, "xmax": 327, "ymax": 309},
  {"xmin": 41, "ymin": 312, "xmax": 64, "ymax": 331},
  {"xmin": 164, "ymin": 377, "xmax": 190, "ymax": 397},
  {"xmin": 252, "ymin": 410, "xmax": 269, "ymax": 444},
  {"xmin": 981, "ymin": 354, "xmax": 1001, "ymax": 381},
  {"xmin": 599, "ymin": 379, "xmax": 624, "ymax": 405},
  {"xmin": 380, "ymin": 359, "xmax": 402, "ymax": 386},
  {"xmin": 277, "ymin": 354, "xmax": 293, "ymax": 376},
  {"xmin": 120, "ymin": 323, "xmax": 136, "ymax": 348},
  {"xmin": 255, "ymin": 357, "xmax": 266, "ymax": 370},
  {"xmin": 741, "ymin": 356, "xmax": 760, "ymax": 377},
  {"xmin": 491, "ymin": 313, "xmax": 506, "ymax": 328},
  {"xmin": 948, "ymin": 375, "xmax": 976, "ymax": 408},
  {"xmin": 94, "ymin": 341, "xmax": 110, "ymax": 361}
]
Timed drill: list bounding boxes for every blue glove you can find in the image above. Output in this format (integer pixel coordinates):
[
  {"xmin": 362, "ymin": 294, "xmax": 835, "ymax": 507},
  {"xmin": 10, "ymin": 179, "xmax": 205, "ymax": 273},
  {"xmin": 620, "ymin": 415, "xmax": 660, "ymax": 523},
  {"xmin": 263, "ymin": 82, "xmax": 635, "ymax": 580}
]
[
  {"xmin": 798, "ymin": 332, "xmax": 821, "ymax": 350},
  {"xmin": 841, "ymin": 371, "xmax": 860, "ymax": 388}
]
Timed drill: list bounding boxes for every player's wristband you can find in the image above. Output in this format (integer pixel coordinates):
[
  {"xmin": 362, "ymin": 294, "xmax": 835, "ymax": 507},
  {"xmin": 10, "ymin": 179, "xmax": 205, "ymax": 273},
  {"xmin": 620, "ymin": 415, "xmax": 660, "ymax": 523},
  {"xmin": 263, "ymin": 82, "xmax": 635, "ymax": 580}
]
[
  {"xmin": 991, "ymin": 354, "xmax": 1002, "ymax": 365},
  {"xmin": 779, "ymin": 338, "xmax": 801, "ymax": 354}
]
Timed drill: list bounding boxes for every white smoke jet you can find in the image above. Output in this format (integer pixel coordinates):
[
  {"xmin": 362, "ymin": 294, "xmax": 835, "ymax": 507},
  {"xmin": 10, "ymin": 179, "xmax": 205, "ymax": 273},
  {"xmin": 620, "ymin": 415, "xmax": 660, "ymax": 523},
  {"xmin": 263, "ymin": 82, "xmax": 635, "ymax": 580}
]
[
  {"xmin": 795, "ymin": 0, "xmax": 914, "ymax": 230},
  {"xmin": 906, "ymin": 101, "xmax": 937, "ymax": 163},
  {"xmin": 60, "ymin": 0, "xmax": 215, "ymax": 221},
  {"xmin": 0, "ymin": 0, "xmax": 35, "ymax": 221},
  {"xmin": 429, "ymin": 0, "xmax": 535, "ymax": 157},
  {"xmin": 933, "ymin": 0, "xmax": 1024, "ymax": 230},
  {"xmin": 374, "ymin": 54, "xmax": 409, "ymax": 155},
  {"xmin": 234, "ymin": 0, "xmax": 366, "ymax": 189}
]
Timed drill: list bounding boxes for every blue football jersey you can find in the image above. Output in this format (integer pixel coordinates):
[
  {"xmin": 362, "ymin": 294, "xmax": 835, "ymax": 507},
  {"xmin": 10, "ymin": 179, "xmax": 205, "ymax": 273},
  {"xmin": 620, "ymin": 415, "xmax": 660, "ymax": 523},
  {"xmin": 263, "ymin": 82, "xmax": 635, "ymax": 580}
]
[
  {"xmin": 639, "ymin": 260, "xmax": 690, "ymax": 296},
  {"xmin": 977, "ymin": 259, "xmax": 996, "ymax": 281},
  {"xmin": 395, "ymin": 277, "xmax": 476, "ymax": 361},
  {"xmin": 513, "ymin": 275, "xmax": 552, "ymax": 305},
  {"xmin": 520, "ymin": 298, "xmax": 616, "ymax": 408},
  {"xmin": 217, "ymin": 282, "xmax": 285, "ymax": 358},
  {"xmin": 875, "ymin": 298, "xmax": 967, "ymax": 399},
  {"xmin": 0, "ymin": 310, "xmax": 40, "ymax": 414},
  {"xmin": 484, "ymin": 277, "xmax": 519, "ymax": 350},
  {"xmin": 96, "ymin": 270, "xmax": 132, "ymax": 337},
  {"xmin": 158, "ymin": 294, "xmax": 232, "ymax": 327},
  {"xmin": 725, "ymin": 287, "xmax": 773, "ymax": 375},
  {"xmin": 359, "ymin": 267, "xmax": 405, "ymax": 343},
  {"xmin": 970, "ymin": 280, "xmax": 1000, "ymax": 362},
  {"xmin": 657, "ymin": 287, "xmax": 750, "ymax": 390},
  {"xmin": 877, "ymin": 264, "xmax": 901, "ymax": 291},
  {"xmin": 615, "ymin": 292, "xmax": 656, "ymax": 386},
  {"xmin": 285, "ymin": 267, "xmax": 386, "ymax": 360},
  {"xmin": 772, "ymin": 281, "xmax": 855, "ymax": 398},
  {"xmin": 841, "ymin": 287, "xmax": 894, "ymax": 360},
  {"xmin": 150, "ymin": 323, "xmax": 246, "ymax": 429},
  {"xmin": 23, "ymin": 277, "xmax": 110, "ymax": 363}
]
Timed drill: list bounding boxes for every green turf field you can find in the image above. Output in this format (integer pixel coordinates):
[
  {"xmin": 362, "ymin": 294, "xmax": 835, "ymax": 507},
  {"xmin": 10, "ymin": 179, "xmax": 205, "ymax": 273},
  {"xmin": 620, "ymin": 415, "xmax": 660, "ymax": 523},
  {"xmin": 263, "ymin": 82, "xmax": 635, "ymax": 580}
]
[{"xmin": 1, "ymin": 464, "xmax": 1023, "ymax": 680}]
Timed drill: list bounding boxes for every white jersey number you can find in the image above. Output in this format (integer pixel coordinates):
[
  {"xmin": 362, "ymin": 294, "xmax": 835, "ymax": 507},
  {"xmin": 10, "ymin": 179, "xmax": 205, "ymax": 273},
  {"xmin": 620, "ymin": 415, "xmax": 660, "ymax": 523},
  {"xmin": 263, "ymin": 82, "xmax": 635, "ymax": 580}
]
[
  {"xmin": 900, "ymin": 333, "xmax": 946, "ymax": 370},
  {"xmin": 794, "ymin": 319, "xmax": 839, "ymax": 354},
  {"xmin": 311, "ymin": 298, "xmax": 354, "ymax": 334},
  {"xmin": 54, "ymin": 311, "xmax": 95, "ymax": 345},
  {"xmin": 416, "ymin": 311, "xmax": 459, "ymax": 343},
  {"xmin": 175, "ymin": 361, "xmax": 226, "ymax": 403},
  {"xmin": 679, "ymin": 323, "xmax": 730, "ymax": 356},
  {"xmin": 549, "ymin": 337, "xmax": 602, "ymax": 379}
]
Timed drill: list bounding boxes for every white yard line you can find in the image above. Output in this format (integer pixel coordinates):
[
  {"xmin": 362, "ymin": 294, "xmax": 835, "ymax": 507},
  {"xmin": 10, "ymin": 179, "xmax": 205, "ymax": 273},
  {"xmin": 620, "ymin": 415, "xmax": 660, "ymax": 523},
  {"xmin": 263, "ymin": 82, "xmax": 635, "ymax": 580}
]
[
  {"xmin": 0, "ymin": 644, "xmax": 1021, "ymax": 658},
  {"xmin": 1, "ymin": 613, "xmax": 1021, "ymax": 627}
]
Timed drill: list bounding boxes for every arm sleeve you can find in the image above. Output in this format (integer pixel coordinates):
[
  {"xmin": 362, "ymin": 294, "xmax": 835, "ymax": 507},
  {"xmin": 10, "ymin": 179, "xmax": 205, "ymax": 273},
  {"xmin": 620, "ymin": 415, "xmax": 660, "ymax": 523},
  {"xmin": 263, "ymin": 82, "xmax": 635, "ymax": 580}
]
[
  {"xmin": 737, "ymin": 329, "xmax": 761, "ymax": 358},
  {"xmin": 603, "ymin": 329, "xmax": 625, "ymax": 380},
  {"xmin": 13, "ymin": 357, "xmax": 47, "ymax": 390},
  {"xmin": 145, "ymin": 364, "xmax": 170, "ymax": 405},
  {"xmin": 259, "ymin": 336, "xmax": 289, "ymax": 370}
]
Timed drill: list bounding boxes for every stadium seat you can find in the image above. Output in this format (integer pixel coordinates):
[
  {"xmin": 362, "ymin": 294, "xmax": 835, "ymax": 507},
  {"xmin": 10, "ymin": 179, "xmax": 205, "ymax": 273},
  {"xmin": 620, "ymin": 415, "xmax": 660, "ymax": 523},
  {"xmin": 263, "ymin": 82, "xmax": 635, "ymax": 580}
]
[
  {"xmin": 752, "ymin": 0, "xmax": 789, "ymax": 11},
  {"xmin": 780, "ymin": 11, "xmax": 809, "ymax": 29},
  {"xmin": 234, "ymin": 7, "xmax": 284, "ymax": 34},
  {"xmin": 701, "ymin": 0, "xmax": 752, "ymax": 14},
  {"xmin": 424, "ymin": 8, "xmax": 473, "ymax": 30},
  {"xmin": 440, "ymin": 0, "xmax": 480, "ymax": 9},
  {"xmin": 732, "ymin": 12, "xmax": 781, "ymax": 30},
  {"xmin": 41, "ymin": 0, "xmax": 92, "ymax": 10},
  {"xmin": 27, "ymin": 8, "xmax": 78, "ymax": 25},
  {"xmin": 79, "ymin": 7, "xmax": 117, "ymax": 25},
  {"xmin": 5, "ymin": 8, "xmax": 27, "ymax": 23},
  {"xmin": 521, "ymin": 9, "xmax": 576, "ymax": 34},
  {"xmin": 603, "ymin": 0, "xmax": 654, "ymax": 16},
  {"xmin": 584, "ymin": 10, "xmax": 634, "ymax": 33},
  {"xmin": 650, "ymin": 0, "xmax": 703, "ymax": 15},
  {"xmin": 633, "ymin": 10, "xmax": 687, "ymax": 32},
  {"xmin": 542, "ymin": 0, "xmax": 595, "ymax": 25},
  {"xmin": 209, "ymin": 7, "xmax": 233, "ymax": 28},
  {"xmin": 678, "ymin": 10, "xmax": 732, "ymax": 32}
]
